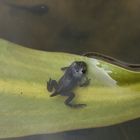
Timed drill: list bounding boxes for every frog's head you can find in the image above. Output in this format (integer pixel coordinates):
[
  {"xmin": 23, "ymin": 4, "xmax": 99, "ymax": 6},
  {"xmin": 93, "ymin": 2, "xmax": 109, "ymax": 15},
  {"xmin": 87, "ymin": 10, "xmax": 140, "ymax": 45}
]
[{"xmin": 70, "ymin": 61, "xmax": 87, "ymax": 78}]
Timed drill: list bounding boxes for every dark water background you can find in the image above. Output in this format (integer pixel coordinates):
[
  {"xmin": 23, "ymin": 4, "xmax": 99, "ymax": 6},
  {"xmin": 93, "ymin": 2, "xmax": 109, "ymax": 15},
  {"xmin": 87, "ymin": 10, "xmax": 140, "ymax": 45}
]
[{"xmin": 0, "ymin": 0, "xmax": 140, "ymax": 140}]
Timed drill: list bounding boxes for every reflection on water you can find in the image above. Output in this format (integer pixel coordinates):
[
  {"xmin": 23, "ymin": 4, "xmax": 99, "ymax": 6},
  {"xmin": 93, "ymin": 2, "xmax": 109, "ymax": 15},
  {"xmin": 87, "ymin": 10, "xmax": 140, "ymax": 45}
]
[{"xmin": 0, "ymin": 0, "xmax": 140, "ymax": 140}]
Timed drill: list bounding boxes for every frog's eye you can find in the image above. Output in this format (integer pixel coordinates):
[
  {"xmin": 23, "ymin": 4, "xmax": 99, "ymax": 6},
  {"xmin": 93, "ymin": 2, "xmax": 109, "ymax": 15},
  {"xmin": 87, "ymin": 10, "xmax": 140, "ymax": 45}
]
[
  {"xmin": 82, "ymin": 69, "xmax": 86, "ymax": 73},
  {"xmin": 82, "ymin": 67, "xmax": 87, "ymax": 73}
]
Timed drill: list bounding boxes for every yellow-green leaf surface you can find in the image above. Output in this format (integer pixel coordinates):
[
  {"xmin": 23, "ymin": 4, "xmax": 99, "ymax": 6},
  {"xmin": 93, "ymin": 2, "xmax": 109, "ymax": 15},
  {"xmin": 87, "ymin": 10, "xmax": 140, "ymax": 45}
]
[{"xmin": 0, "ymin": 39, "xmax": 140, "ymax": 138}]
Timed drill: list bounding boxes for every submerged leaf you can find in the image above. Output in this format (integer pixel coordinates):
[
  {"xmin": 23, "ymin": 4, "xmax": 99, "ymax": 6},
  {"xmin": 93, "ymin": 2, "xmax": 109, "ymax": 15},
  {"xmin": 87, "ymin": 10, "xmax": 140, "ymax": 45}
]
[{"xmin": 0, "ymin": 39, "xmax": 140, "ymax": 138}]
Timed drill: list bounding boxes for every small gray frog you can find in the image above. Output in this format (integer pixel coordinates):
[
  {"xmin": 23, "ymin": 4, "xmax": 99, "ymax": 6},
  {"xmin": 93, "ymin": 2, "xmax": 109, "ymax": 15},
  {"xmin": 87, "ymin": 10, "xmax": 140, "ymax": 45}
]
[{"xmin": 47, "ymin": 61, "xmax": 90, "ymax": 108}]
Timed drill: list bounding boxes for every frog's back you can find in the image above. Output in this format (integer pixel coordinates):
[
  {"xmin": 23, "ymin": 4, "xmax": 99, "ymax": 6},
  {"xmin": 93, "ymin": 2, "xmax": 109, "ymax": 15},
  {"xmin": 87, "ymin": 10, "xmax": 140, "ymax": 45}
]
[{"xmin": 57, "ymin": 73, "xmax": 78, "ymax": 92}]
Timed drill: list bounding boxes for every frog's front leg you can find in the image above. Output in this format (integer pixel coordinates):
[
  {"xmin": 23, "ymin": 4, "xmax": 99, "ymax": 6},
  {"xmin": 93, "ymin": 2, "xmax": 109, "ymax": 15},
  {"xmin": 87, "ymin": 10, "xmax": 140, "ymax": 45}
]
[
  {"xmin": 61, "ymin": 92, "xmax": 86, "ymax": 108},
  {"xmin": 80, "ymin": 77, "xmax": 90, "ymax": 87},
  {"xmin": 47, "ymin": 78, "xmax": 58, "ymax": 92}
]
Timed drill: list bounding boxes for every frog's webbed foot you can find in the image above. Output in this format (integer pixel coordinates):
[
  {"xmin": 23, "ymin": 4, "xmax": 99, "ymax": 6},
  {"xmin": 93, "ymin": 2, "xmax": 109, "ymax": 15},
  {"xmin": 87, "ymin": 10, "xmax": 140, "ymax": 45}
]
[
  {"xmin": 80, "ymin": 77, "xmax": 91, "ymax": 87},
  {"xmin": 63, "ymin": 92, "xmax": 86, "ymax": 108},
  {"xmin": 50, "ymin": 91, "xmax": 59, "ymax": 97},
  {"xmin": 47, "ymin": 78, "xmax": 58, "ymax": 92},
  {"xmin": 68, "ymin": 103, "xmax": 87, "ymax": 108},
  {"xmin": 61, "ymin": 66, "xmax": 69, "ymax": 71}
]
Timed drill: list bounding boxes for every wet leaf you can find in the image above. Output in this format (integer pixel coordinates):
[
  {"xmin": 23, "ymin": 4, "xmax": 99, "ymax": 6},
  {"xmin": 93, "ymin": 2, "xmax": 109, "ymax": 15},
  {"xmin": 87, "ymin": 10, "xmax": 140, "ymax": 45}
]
[{"xmin": 0, "ymin": 39, "xmax": 140, "ymax": 138}]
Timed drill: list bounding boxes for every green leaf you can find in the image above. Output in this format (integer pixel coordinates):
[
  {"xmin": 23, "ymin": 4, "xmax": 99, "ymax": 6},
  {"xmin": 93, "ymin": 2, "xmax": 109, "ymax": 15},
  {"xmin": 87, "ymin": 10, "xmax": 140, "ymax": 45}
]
[{"xmin": 0, "ymin": 39, "xmax": 140, "ymax": 138}]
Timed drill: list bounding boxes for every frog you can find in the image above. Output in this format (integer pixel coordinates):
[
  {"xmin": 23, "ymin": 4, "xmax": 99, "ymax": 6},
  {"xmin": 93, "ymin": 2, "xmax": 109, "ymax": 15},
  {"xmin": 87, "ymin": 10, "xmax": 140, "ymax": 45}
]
[{"xmin": 47, "ymin": 61, "xmax": 90, "ymax": 108}]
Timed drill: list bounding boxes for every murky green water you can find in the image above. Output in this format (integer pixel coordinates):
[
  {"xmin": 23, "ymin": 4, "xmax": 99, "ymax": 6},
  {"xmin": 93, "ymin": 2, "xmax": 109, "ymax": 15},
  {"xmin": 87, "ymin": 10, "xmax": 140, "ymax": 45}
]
[{"xmin": 0, "ymin": 0, "xmax": 140, "ymax": 140}]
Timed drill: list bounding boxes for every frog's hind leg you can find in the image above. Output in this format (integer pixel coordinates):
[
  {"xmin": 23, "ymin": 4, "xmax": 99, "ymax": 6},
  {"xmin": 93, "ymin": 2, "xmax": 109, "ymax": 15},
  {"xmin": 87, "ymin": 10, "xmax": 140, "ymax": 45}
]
[
  {"xmin": 62, "ymin": 92, "xmax": 86, "ymax": 108},
  {"xmin": 47, "ymin": 78, "xmax": 58, "ymax": 92}
]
